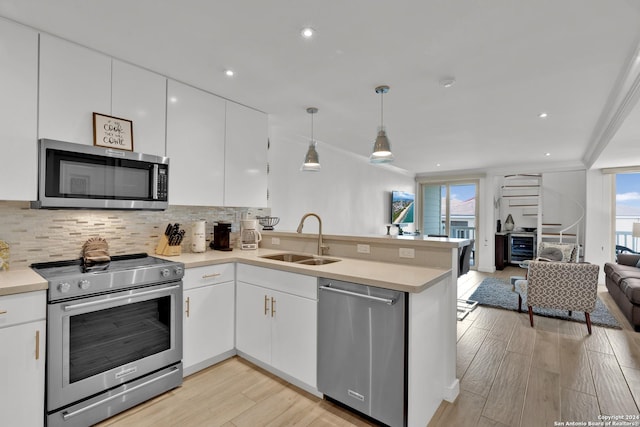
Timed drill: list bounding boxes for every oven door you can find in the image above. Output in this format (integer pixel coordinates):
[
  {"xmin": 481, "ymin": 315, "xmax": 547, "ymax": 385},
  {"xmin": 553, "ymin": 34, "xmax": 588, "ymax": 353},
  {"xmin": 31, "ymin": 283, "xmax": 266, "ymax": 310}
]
[{"xmin": 47, "ymin": 281, "xmax": 182, "ymax": 412}]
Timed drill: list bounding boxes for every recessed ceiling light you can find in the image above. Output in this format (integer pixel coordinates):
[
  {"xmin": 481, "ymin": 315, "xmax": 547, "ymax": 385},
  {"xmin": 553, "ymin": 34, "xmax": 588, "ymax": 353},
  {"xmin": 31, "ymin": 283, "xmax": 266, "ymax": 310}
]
[
  {"xmin": 439, "ymin": 78, "xmax": 455, "ymax": 88},
  {"xmin": 436, "ymin": 163, "xmax": 441, "ymax": 167},
  {"xmin": 169, "ymin": 97, "xmax": 177, "ymax": 103},
  {"xmin": 225, "ymin": 69, "xmax": 235, "ymax": 77},
  {"xmin": 301, "ymin": 27, "xmax": 315, "ymax": 38},
  {"xmin": 545, "ymin": 152, "xmax": 551, "ymax": 157},
  {"xmin": 538, "ymin": 112, "xmax": 548, "ymax": 119}
]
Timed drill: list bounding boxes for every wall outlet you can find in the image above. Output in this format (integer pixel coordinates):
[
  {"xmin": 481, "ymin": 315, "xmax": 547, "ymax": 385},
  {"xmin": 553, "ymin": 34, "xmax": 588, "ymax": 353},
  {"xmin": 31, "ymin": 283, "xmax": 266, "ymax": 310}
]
[
  {"xmin": 399, "ymin": 248, "xmax": 415, "ymax": 258},
  {"xmin": 357, "ymin": 244, "xmax": 370, "ymax": 254},
  {"xmin": 271, "ymin": 237, "xmax": 280, "ymax": 245}
]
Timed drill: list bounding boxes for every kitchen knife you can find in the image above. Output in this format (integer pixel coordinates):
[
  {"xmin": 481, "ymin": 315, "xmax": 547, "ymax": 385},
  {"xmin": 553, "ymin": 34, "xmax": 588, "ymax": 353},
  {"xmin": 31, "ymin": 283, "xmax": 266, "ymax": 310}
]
[
  {"xmin": 176, "ymin": 230, "xmax": 185, "ymax": 246},
  {"xmin": 165, "ymin": 223, "xmax": 173, "ymax": 236}
]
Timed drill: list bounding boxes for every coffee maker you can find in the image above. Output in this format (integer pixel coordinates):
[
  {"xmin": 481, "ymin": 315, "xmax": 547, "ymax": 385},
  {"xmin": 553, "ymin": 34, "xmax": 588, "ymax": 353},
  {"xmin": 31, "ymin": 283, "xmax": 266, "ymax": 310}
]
[
  {"xmin": 211, "ymin": 222, "xmax": 232, "ymax": 251},
  {"xmin": 240, "ymin": 219, "xmax": 262, "ymax": 250}
]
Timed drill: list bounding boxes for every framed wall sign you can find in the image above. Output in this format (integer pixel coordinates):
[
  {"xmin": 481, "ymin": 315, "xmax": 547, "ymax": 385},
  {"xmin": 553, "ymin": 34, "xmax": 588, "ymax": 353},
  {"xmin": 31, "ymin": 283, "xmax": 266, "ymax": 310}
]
[{"xmin": 93, "ymin": 112, "xmax": 134, "ymax": 151}]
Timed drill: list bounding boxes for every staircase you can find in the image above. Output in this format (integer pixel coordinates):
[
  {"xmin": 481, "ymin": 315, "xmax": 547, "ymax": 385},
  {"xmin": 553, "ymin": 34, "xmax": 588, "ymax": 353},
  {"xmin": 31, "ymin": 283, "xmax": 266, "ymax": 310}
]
[{"xmin": 499, "ymin": 174, "xmax": 584, "ymax": 258}]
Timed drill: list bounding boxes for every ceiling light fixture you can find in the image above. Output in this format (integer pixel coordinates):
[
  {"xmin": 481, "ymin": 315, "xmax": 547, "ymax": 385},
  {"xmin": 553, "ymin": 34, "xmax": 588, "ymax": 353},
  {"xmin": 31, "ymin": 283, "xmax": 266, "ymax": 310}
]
[
  {"xmin": 370, "ymin": 85, "xmax": 394, "ymax": 164},
  {"xmin": 538, "ymin": 112, "xmax": 548, "ymax": 119},
  {"xmin": 545, "ymin": 152, "xmax": 551, "ymax": 157},
  {"xmin": 439, "ymin": 78, "xmax": 456, "ymax": 88},
  {"xmin": 301, "ymin": 27, "xmax": 314, "ymax": 38},
  {"xmin": 301, "ymin": 107, "xmax": 320, "ymax": 172},
  {"xmin": 225, "ymin": 69, "xmax": 234, "ymax": 77}
]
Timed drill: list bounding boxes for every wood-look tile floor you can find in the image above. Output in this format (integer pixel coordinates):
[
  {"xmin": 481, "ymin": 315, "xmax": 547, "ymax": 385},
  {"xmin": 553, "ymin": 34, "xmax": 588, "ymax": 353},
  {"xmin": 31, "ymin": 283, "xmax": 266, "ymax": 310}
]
[{"xmin": 98, "ymin": 266, "xmax": 640, "ymax": 427}]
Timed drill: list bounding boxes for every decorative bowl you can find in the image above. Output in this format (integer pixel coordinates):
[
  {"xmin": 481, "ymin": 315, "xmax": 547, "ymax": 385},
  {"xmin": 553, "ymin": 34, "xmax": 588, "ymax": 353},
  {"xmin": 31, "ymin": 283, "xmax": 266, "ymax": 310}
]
[{"xmin": 257, "ymin": 216, "xmax": 280, "ymax": 230}]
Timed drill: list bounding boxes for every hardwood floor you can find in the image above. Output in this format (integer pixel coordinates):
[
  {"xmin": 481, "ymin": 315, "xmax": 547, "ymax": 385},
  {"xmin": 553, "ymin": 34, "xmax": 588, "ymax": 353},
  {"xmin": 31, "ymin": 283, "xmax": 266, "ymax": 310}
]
[
  {"xmin": 430, "ymin": 266, "xmax": 640, "ymax": 427},
  {"xmin": 99, "ymin": 266, "xmax": 640, "ymax": 427}
]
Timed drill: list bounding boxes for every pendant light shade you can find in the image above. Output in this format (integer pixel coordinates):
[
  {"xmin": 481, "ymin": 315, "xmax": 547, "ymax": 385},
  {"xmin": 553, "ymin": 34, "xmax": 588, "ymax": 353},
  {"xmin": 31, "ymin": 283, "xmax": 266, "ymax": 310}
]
[
  {"xmin": 301, "ymin": 107, "xmax": 321, "ymax": 171},
  {"xmin": 370, "ymin": 85, "xmax": 394, "ymax": 164}
]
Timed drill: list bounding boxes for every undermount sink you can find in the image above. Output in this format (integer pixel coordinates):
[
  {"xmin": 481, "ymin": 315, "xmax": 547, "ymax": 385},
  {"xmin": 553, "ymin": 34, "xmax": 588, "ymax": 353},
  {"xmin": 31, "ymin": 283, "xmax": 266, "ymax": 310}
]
[
  {"xmin": 296, "ymin": 257, "xmax": 340, "ymax": 266},
  {"xmin": 259, "ymin": 252, "xmax": 341, "ymax": 266}
]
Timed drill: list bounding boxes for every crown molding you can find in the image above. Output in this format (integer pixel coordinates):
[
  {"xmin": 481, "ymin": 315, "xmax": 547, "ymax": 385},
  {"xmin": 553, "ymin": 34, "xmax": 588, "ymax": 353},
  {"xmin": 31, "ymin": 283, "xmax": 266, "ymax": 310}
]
[{"xmin": 584, "ymin": 36, "xmax": 640, "ymax": 168}]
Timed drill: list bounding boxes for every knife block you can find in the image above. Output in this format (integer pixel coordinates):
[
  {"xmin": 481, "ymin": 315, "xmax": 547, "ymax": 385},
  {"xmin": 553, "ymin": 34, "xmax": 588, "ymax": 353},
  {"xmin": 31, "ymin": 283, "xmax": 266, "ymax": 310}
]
[{"xmin": 155, "ymin": 235, "xmax": 182, "ymax": 256}]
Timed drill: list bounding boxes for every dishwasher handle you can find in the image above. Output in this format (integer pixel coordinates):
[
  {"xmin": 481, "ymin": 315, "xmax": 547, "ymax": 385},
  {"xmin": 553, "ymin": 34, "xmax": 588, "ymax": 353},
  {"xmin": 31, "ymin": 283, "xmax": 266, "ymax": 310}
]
[{"xmin": 319, "ymin": 284, "xmax": 396, "ymax": 305}]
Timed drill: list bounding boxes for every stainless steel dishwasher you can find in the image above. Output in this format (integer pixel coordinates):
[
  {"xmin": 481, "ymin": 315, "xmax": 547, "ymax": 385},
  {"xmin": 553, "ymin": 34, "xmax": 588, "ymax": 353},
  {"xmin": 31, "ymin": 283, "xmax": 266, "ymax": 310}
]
[{"xmin": 317, "ymin": 278, "xmax": 407, "ymax": 427}]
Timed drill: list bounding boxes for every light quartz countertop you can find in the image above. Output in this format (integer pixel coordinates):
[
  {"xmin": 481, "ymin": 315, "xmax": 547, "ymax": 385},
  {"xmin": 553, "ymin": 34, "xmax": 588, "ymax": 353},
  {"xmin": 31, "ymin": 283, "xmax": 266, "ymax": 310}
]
[
  {"xmin": 158, "ymin": 248, "xmax": 451, "ymax": 293},
  {"xmin": 1, "ymin": 247, "xmax": 451, "ymax": 296},
  {"xmin": 0, "ymin": 268, "xmax": 48, "ymax": 297}
]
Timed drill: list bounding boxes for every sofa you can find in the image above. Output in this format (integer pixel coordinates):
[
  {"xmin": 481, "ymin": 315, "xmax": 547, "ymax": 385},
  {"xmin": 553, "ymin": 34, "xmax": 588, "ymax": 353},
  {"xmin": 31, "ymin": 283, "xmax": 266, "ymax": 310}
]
[{"xmin": 604, "ymin": 253, "xmax": 640, "ymax": 330}]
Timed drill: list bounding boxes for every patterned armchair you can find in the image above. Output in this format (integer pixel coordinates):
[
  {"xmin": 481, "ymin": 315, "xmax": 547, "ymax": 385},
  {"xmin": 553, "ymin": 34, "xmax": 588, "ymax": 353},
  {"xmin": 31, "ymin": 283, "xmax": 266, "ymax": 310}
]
[{"xmin": 517, "ymin": 260, "xmax": 600, "ymax": 334}]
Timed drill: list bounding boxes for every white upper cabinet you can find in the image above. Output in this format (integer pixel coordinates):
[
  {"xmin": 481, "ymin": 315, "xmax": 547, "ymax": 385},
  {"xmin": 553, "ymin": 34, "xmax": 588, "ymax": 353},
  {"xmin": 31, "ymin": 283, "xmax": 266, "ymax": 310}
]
[
  {"xmin": 166, "ymin": 80, "xmax": 225, "ymax": 206},
  {"xmin": 224, "ymin": 102, "xmax": 268, "ymax": 207},
  {"xmin": 112, "ymin": 60, "xmax": 167, "ymax": 157},
  {"xmin": 0, "ymin": 19, "xmax": 38, "ymax": 201},
  {"xmin": 39, "ymin": 34, "xmax": 111, "ymax": 145}
]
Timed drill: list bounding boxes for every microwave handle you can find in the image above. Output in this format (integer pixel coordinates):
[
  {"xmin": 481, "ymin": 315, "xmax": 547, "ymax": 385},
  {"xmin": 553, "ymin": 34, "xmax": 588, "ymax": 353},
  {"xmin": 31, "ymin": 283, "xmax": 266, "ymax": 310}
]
[{"xmin": 152, "ymin": 164, "xmax": 159, "ymax": 200}]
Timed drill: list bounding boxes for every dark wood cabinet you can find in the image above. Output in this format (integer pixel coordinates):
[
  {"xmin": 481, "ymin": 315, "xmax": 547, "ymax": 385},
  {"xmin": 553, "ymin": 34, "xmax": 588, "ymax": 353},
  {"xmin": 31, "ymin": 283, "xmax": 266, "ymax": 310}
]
[{"xmin": 495, "ymin": 234, "xmax": 507, "ymax": 270}]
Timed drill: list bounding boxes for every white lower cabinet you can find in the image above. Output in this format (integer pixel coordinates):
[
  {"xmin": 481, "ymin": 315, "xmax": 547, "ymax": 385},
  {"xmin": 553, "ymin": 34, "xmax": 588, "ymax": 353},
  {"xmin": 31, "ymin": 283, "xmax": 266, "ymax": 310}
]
[
  {"xmin": 182, "ymin": 264, "xmax": 235, "ymax": 376},
  {"xmin": 0, "ymin": 291, "xmax": 46, "ymax": 427},
  {"xmin": 236, "ymin": 264, "xmax": 317, "ymax": 389}
]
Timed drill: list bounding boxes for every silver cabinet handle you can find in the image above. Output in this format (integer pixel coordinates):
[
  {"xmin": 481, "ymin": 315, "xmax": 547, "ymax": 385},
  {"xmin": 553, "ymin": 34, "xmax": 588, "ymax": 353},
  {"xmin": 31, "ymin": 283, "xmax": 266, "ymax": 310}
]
[
  {"xmin": 62, "ymin": 367, "xmax": 180, "ymax": 420},
  {"xmin": 63, "ymin": 285, "xmax": 181, "ymax": 311},
  {"xmin": 319, "ymin": 285, "xmax": 396, "ymax": 305},
  {"xmin": 202, "ymin": 273, "xmax": 221, "ymax": 279}
]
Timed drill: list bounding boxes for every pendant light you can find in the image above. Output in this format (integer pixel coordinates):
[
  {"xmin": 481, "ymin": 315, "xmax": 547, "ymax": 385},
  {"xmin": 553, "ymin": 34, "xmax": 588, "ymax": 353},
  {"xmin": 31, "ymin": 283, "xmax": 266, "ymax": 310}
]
[
  {"xmin": 301, "ymin": 107, "xmax": 321, "ymax": 171},
  {"xmin": 370, "ymin": 85, "xmax": 394, "ymax": 164}
]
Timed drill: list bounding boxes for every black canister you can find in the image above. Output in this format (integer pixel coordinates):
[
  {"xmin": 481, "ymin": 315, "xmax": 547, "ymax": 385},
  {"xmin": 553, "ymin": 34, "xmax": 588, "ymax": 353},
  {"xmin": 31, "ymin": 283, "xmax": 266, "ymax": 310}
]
[{"xmin": 212, "ymin": 222, "xmax": 232, "ymax": 251}]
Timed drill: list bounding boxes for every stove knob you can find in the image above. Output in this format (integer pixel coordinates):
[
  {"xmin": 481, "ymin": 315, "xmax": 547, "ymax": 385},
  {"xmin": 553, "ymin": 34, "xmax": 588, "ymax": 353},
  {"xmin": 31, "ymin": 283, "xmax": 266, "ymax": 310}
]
[
  {"xmin": 58, "ymin": 282, "xmax": 71, "ymax": 293},
  {"xmin": 78, "ymin": 280, "xmax": 91, "ymax": 290},
  {"xmin": 174, "ymin": 266, "xmax": 184, "ymax": 276},
  {"xmin": 160, "ymin": 268, "xmax": 171, "ymax": 278}
]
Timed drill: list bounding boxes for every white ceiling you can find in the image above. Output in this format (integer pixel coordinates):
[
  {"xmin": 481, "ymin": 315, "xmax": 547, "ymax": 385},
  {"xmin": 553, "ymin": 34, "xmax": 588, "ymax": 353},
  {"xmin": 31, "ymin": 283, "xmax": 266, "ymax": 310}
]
[{"xmin": 2, "ymin": 0, "xmax": 640, "ymax": 175}]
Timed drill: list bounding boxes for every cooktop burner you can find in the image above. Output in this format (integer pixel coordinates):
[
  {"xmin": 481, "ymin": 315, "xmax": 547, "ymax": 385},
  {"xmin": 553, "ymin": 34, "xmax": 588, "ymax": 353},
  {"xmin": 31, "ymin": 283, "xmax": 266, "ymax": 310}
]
[
  {"xmin": 32, "ymin": 253, "xmax": 184, "ymax": 302},
  {"xmin": 32, "ymin": 253, "xmax": 172, "ymax": 278}
]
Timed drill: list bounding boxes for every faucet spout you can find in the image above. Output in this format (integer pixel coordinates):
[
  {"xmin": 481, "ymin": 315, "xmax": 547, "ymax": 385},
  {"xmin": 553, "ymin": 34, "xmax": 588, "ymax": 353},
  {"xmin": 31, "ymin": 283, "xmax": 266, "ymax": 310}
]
[{"xmin": 296, "ymin": 213, "xmax": 325, "ymax": 255}]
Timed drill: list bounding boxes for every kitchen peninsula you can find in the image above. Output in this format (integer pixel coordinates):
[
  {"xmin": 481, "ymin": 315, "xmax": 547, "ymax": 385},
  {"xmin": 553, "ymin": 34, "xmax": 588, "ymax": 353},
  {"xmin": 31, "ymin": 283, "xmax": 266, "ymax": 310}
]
[{"xmin": 1, "ymin": 233, "xmax": 466, "ymax": 427}]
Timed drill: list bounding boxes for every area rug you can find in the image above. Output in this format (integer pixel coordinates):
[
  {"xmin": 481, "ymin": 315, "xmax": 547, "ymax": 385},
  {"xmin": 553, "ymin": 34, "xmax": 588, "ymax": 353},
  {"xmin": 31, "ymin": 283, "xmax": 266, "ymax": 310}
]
[{"xmin": 468, "ymin": 277, "xmax": 621, "ymax": 329}]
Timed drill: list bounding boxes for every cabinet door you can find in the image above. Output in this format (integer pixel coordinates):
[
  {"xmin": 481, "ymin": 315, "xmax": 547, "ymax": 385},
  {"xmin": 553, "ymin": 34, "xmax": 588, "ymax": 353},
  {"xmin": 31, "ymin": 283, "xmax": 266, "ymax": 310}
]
[
  {"xmin": 235, "ymin": 281, "xmax": 271, "ymax": 364},
  {"xmin": 112, "ymin": 60, "xmax": 167, "ymax": 156},
  {"xmin": 0, "ymin": 19, "xmax": 38, "ymax": 201},
  {"xmin": 0, "ymin": 320, "xmax": 45, "ymax": 427},
  {"xmin": 271, "ymin": 290, "xmax": 317, "ymax": 388},
  {"xmin": 183, "ymin": 282, "xmax": 235, "ymax": 373},
  {"xmin": 224, "ymin": 101, "xmax": 268, "ymax": 207},
  {"xmin": 39, "ymin": 34, "xmax": 111, "ymax": 144},
  {"xmin": 166, "ymin": 80, "xmax": 225, "ymax": 206}
]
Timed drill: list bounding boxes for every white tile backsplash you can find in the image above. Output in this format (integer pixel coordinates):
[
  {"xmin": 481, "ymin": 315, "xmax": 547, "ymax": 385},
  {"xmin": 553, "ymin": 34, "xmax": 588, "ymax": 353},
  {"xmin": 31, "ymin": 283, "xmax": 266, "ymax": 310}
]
[{"xmin": 0, "ymin": 201, "xmax": 269, "ymax": 269}]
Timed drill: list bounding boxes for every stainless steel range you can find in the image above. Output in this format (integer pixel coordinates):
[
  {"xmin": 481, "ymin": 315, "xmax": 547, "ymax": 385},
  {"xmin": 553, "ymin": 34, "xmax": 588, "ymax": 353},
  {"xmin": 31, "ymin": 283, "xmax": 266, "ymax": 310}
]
[{"xmin": 32, "ymin": 253, "xmax": 184, "ymax": 427}]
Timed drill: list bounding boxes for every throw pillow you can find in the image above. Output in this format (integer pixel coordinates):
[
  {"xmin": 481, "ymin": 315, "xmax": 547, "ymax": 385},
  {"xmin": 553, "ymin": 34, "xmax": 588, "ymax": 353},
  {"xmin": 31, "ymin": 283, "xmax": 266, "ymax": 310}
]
[
  {"xmin": 538, "ymin": 247, "xmax": 564, "ymax": 261},
  {"xmin": 538, "ymin": 242, "xmax": 576, "ymax": 262}
]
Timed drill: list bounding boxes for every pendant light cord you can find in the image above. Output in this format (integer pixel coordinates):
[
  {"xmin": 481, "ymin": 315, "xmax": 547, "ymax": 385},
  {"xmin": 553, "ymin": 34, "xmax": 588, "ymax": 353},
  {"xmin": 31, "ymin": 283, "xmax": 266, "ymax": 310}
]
[{"xmin": 380, "ymin": 91, "xmax": 384, "ymax": 128}]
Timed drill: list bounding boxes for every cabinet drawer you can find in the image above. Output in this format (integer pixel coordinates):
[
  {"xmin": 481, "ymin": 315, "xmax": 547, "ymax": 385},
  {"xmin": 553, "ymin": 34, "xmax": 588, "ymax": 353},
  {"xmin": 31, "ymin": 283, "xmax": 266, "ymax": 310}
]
[
  {"xmin": 0, "ymin": 290, "xmax": 46, "ymax": 328},
  {"xmin": 237, "ymin": 264, "xmax": 317, "ymax": 300},
  {"xmin": 184, "ymin": 263, "xmax": 234, "ymax": 290}
]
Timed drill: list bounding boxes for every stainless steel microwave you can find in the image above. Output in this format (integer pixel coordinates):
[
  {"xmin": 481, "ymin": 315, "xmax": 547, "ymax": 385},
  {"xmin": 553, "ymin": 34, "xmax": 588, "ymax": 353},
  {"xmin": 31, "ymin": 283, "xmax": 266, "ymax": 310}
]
[{"xmin": 31, "ymin": 139, "xmax": 169, "ymax": 210}]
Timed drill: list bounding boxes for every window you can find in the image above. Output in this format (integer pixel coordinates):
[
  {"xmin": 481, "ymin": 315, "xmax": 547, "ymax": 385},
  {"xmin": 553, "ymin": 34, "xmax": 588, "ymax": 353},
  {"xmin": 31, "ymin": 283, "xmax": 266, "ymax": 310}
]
[
  {"xmin": 615, "ymin": 172, "xmax": 640, "ymax": 254},
  {"xmin": 419, "ymin": 180, "xmax": 478, "ymax": 267}
]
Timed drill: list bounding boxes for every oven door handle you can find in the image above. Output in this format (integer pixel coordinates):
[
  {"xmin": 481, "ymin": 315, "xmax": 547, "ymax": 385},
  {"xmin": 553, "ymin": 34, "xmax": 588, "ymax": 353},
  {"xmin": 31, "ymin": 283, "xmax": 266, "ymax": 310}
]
[
  {"xmin": 61, "ymin": 366, "xmax": 180, "ymax": 421},
  {"xmin": 62, "ymin": 284, "xmax": 181, "ymax": 312}
]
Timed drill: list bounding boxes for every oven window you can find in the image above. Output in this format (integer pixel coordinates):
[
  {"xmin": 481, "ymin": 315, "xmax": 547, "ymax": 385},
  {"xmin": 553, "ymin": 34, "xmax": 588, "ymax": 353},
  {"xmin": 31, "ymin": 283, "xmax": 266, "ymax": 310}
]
[{"xmin": 69, "ymin": 296, "xmax": 171, "ymax": 383}]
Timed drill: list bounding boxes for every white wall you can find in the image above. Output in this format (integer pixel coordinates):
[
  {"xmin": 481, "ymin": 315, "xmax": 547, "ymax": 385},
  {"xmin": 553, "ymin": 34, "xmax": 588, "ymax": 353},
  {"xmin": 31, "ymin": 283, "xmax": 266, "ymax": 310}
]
[
  {"xmin": 268, "ymin": 138, "xmax": 415, "ymax": 235},
  {"xmin": 585, "ymin": 170, "xmax": 614, "ymax": 282}
]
